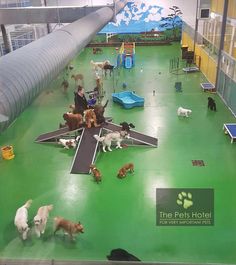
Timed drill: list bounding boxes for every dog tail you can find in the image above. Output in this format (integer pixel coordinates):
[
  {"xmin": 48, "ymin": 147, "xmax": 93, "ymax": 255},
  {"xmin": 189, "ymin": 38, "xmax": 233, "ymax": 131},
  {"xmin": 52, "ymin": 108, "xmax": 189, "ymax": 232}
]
[
  {"xmin": 24, "ymin": 199, "xmax": 33, "ymax": 209},
  {"xmin": 103, "ymin": 100, "xmax": 109, "ymax": 109},
  {"xmin": 94, "ymin": 134, "xmax": 105, "ymax": 142},
  {"xmin": 75, "ymin": 135, "xmax": 80, "ymax": 142}
]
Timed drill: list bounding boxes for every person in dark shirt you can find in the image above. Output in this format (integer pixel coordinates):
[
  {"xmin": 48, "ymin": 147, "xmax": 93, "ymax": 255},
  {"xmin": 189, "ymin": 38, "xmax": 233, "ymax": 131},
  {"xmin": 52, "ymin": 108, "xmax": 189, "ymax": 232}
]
[{"xmin": 74, "ymin": 85, "xmax": 88, "ymax": 115}]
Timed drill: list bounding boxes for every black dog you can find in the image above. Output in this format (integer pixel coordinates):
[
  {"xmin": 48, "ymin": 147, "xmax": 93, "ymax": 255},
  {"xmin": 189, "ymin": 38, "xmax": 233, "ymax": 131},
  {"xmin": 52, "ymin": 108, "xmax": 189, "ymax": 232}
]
[
  {"xmin": 208, "ymin": 97, "xmax": 216, "ymax": 111},
  {"xmin": 94, "ymin": 100, "xmax": 109, "ymax": 124},
  {"xmin": 107, "ymin": 248, "xmax": 141, "ymax": 261},
  {"xmin": 120, "ymin": 122, "xmax": 135, "ymax": 132},
  {"xmin": 103, "ymin": 64, "xmax": 115, "ymax": 76}
]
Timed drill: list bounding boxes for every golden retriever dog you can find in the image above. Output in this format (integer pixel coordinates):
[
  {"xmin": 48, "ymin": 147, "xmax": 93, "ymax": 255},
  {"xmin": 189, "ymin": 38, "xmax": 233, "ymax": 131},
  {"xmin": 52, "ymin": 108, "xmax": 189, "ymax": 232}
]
[
  {"xmin": 14, "ymin": 199, "xmax": 32, "ymax": 240},
  {"xmin": 117, "ymin": 163, "xmax": 134, "ymax": 178},
  {"xmin": 90, "ymin": 164, "xmax": 102, "ymax": 183},
  {"xmin": 63, "ymin": 113, "xmax": 83, "ymax": 131},
  {"xmin": 34, "ymin": 204, "xmax": 53, "ymax": 237},
  {"xmin": 54, "ymin": 217, "xmax": 84, "ymax": 240},
  {"xmin": 84, "ymin": 109, "xmax": 99, "ymax": 128}
]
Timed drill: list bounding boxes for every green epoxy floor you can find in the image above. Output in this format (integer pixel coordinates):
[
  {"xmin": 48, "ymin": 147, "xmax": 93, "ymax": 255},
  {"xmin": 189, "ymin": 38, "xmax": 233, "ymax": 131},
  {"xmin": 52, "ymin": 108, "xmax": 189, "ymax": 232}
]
[{"xmin": 1, "ymin": 43, "xmax": 236, "ymax": 263}]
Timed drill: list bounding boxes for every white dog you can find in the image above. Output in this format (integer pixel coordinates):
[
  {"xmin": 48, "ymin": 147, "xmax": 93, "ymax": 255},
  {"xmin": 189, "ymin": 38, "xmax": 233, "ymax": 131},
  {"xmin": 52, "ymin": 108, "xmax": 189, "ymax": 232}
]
[
  {"xmin": 34, "ymin": 204, "xmax": 53, "ymax": 237},
  {"xmin": 14, "ymin": 199, "xmax": 32, "ymax": 240},
  {"xmin": 177, "ymin": 107, "xmax": 192, "ymax": 117},
  {"xmin": 94, "ymin": 131, "xmax": 129, "ymax": 152},
  {"xmin": 90, "ymin": 60, "xmax": 110, "ymax": 71},
  {"xmin": 58, "ymin": 135, "xmax": 80, "ymax": 149}
]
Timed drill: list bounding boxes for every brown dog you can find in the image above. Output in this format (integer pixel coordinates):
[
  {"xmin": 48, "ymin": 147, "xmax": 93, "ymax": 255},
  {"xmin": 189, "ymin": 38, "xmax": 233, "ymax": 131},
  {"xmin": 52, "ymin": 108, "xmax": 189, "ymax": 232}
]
[
  {"xmin": 84, "ymin": 109, "xmax": 99, "ymax": 128},
  {"xmin": 63, "ymin": 113, "xmax": 83, "ymax": 131},
  {"xmin": 90, "ymin": 164, "xmax": 102, "ymax": 183},
  {"xmin": 117, "ymin": 163, "xmax": 134, "ymax": 178},
  {"xmin": 54, "ymin": 217, "xmax": 84, "ymax": 240}
]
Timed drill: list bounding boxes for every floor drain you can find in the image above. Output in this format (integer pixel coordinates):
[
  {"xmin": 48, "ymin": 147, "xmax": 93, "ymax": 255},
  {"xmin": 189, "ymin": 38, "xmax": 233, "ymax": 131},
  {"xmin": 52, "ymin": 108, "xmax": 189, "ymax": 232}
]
[{"xmin": 192, "ymin": 160, "xmax": 205, "ymax": 166}]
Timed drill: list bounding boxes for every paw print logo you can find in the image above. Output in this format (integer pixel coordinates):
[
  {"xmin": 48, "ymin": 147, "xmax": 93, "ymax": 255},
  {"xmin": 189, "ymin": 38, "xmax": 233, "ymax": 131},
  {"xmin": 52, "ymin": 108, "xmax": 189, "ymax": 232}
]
[{"xmin": 176, "ymin": 192, "xmax": 193, "ymax": 209}]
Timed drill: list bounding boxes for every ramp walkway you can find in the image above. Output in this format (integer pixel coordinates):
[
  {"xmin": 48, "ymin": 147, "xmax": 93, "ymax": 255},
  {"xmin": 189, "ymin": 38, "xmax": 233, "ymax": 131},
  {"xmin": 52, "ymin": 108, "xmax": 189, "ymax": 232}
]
[
  {"xmin": 70, "ymin": 127, "xmax": 102, "ymax": 174},
  {"xmin": 103, "ymin": 122, "xmax": 158, "ymax": 147},
  {"xmin": 35, "ymin": 127, "xmax": 82, "ymax": 143}
]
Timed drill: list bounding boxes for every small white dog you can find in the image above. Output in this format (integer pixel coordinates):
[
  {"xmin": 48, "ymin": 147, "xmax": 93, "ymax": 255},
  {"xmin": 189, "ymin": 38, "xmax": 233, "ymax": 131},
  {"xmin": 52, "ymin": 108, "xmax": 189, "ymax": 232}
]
[
  {"xmin": 58, "ymin": 135, "xmax": 80, "ymax": 149},
  {"xmin": 94, "ymin": 131, "xmax": 129, "ymax": 152},
  {"xmin": 177, "ymin": 107, "xmax": 192, "ymax": 117},
  {"xmin": 14, "ymin": 199, "xmax": 32, "ymax": 240},
  {"xmin": 34, "ymin": 204, "xmax": 53, "ymax": 237}
]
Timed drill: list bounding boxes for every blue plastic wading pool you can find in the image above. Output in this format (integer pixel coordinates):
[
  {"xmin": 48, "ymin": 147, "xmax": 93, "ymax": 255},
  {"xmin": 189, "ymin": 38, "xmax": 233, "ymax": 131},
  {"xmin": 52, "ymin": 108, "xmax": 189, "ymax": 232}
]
[{"xmin": 112, "ymin": 91, "xmax": 144, "ymax": 109}]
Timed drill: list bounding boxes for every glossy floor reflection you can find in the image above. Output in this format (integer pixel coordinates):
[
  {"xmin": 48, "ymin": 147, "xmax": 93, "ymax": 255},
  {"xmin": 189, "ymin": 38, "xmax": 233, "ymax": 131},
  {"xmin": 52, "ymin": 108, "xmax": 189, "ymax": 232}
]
[{"xmin": 0, "ymin": 44, "xmax": 236, "ymax": 263}]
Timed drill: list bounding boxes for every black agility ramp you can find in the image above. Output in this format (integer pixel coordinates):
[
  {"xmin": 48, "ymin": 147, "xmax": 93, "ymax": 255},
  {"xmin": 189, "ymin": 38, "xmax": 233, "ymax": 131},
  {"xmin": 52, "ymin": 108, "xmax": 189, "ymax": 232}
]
[
  {"xmin": 103, "ymin": 122, "xmax": 158, "ymax": 147},
  {"xmin": 70, "ymin": 127, "xmax": 102, "ymax": 174},
  {"xmin": 35, "ymin": 127, "xmax": 83, "ymax": 143}
]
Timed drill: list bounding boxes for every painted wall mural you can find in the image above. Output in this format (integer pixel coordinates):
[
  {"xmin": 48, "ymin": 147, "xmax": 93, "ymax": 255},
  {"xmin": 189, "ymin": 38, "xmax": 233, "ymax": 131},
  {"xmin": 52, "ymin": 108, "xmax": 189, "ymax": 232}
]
[{"xmin": 100, "ymin": 0, "xmax": 183, "ymax": 35}]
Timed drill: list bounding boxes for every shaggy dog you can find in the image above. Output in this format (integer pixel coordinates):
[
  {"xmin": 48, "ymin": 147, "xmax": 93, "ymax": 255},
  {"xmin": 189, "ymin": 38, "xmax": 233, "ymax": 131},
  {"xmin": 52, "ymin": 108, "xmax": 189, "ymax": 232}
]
[
  {"xmin": 90, "ymin": 60, "xmax": 110, "ymax": 71},
  {"xmin": 58, "ymin": 136, "xmax": 80, "ymax": 149},
  {"xmin": 63, "ymin": 113, "xmax": 83, "ymax": 131},
  {"xmin": 34, "ymin": 204, "xmax": 53, "ymax": 237},
  {"xmin": 177, "ymin": 107, "xmax": 192, "ymax": 117},
  {"xmin": 94, "ymin": 100, "xmax": 109, "ymax": 124},
  {"xmin": 94, "ymin": 130, "xmax": 130, "ymax": 152},
  {"xmin": 120, "ymin": 122, "xmax": 135, "ymax": 132},
  {"xmin": 208, "ymin": 97, "xmax": 216, "ymax": 111},
  {"xmin": 14, "ymin": 199, "xmax": 32, "ymax": 240},
  {"xmin": 54, "ymin": 217, "xmax": 84, "ymax": 240},
  {"xmin": 90, "ymin": 164, "xmax": 102, "ymax": 183},
  {"xmin": 84, "ymin": 109, "xmax": 99, "ymax": 128},
  {"xmin": 117, "ymin": 163, "xmax": 134, "ymax": 178}
]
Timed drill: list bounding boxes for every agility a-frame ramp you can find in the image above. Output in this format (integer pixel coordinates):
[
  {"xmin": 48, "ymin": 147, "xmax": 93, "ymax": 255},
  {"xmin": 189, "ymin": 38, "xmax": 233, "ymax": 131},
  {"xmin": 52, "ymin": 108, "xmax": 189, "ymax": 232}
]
[
  {"xmin": 36, "ymin": 121, "xmax": 158, "ymax": 174},
  {"xmin": 35, "ymin": 127, "xmax": 83, "ymax": 143}
]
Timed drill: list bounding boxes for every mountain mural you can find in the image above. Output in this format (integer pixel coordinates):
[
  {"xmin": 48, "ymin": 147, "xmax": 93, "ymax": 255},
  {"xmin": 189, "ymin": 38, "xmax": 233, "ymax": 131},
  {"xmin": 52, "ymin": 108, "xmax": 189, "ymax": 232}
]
[{"xmin": 100, "ymin": 1, "xmax": 182, "ymax": 34}]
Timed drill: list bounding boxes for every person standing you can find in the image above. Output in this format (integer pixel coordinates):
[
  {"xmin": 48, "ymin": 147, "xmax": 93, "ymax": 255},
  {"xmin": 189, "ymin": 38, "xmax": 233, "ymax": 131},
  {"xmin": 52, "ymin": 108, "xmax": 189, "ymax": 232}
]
[{"xmin": 74, "ymin": 85, "xmax": 88, "ymax": 115}]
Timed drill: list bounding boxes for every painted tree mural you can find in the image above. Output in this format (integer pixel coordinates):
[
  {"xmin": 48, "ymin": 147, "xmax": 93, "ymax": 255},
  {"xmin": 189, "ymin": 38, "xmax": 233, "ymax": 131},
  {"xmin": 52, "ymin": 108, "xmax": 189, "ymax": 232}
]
[{"xmin": 159, "ymin": 6, "xmax": 183, "ymax": 39}]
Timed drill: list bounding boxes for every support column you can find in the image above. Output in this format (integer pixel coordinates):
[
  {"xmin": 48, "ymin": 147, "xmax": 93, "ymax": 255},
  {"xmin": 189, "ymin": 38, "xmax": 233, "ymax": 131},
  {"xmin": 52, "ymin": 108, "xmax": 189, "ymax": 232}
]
[
  {"xmin": 215, "ymin": 0, "xmax": 229, "ymax": 89},
  {"xmin": 0, "ymin": 24, "xmax": 10, "ymax": 54}
]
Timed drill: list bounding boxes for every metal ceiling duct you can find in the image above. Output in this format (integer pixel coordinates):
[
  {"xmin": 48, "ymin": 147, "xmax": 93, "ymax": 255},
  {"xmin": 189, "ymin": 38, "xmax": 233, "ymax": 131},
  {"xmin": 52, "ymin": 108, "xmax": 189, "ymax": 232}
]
[{"xmin": 0, "ymin": 0, "xmax": 129, "ymax": 132}]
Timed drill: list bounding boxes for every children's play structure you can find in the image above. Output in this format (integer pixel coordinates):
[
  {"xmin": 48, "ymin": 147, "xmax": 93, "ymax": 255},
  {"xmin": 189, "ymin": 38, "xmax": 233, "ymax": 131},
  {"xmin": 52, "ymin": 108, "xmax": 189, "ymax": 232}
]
[
  {"xmin": 117, "ymin": 42, "xmax": 135, "ymax": 69},
  {"xmin": 35, "ymin": 120, "xmax": 157, "ymax": 174},
  {"xmin": 112, "ymin": 91, "xmax": 144, "ymax": 109}
]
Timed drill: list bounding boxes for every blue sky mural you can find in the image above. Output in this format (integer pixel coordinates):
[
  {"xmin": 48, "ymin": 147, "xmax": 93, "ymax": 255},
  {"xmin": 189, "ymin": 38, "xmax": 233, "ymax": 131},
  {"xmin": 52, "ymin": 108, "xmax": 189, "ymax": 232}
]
[{"xmin": 100, "ymin": 2, "xmax": 182, "ymax": 34}]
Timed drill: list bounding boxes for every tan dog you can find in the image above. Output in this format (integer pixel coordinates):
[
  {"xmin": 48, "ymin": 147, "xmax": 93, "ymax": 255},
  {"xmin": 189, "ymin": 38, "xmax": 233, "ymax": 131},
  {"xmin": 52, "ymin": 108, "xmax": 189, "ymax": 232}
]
[
  {"xmin": 90, "ymin": 164, "xmax": 102, "ymax": 183},
  {"xmin": 34, "ymin": 204, "xmax": 53, "ymax": 237},
  {"xmin": 54, "ymin": 217, "xmax": 84, "ymax": 240},
  {"xmin": 63, "ymin": 113, "xmax": 83, "ymax": 131},
  {"xmin": 117, "ymin": 163, "xmax": 134, "ymax": 178},
  {"xmin": 71, "ymin": 74, "xmax": 84, "ymax": 87},
  {"xmin": 84, "ymin": 109, "xmax": 99, "ymax": 128}
]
